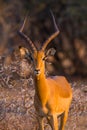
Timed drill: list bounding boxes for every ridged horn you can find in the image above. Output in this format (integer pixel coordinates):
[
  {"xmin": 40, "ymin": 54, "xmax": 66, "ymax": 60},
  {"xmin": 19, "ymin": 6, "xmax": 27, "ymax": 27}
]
[
  {"xmin": 41, "ymin": 10, "xmax": 60, "ymax": 51},
  {"xmin": 18, "ymin": 15, "xmax": 37, "ymax": 53}
]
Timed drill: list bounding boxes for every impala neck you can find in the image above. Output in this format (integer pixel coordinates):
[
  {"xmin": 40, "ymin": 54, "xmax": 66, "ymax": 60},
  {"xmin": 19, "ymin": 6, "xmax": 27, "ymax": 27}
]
[{"xmin": 34, "ymin": 68, "xmax": 49, "ymax": 106}]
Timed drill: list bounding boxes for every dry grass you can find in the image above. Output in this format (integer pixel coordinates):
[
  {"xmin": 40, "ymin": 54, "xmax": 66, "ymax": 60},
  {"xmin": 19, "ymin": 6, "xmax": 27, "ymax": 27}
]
[{"xmin": 0, "ymin": 55, "xmax": 87, "ymax": 130}]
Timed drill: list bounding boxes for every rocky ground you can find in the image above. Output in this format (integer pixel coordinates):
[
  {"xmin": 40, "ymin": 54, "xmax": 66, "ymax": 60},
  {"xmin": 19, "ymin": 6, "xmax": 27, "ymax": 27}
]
[{"xmin": 0, "ymin": 55, "xmax": 87, "ymax": 130}]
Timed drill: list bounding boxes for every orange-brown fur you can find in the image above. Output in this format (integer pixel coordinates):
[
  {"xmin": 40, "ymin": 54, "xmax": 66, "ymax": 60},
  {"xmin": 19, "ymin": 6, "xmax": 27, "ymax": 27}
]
[
  {"xmin": 18, "ymin": 12, "xmax": 72, "ymax": 130},
  {"xmin": 33, "ymin": 51, "xmax": 72, "ymax": 130},
  {"xmin": 19, "ymin": 49, "xmax": 72, "ymax": 130}
]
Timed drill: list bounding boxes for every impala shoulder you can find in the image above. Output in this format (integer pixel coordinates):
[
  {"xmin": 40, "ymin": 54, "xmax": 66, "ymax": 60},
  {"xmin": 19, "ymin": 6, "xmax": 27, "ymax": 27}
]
[
  {"xmin": 47, "ymin": 76, "xmax": 72, "ymax": 98},
  {"xmin": 47, "ymin": 76, "xmax": 66, "ymax": 82}
]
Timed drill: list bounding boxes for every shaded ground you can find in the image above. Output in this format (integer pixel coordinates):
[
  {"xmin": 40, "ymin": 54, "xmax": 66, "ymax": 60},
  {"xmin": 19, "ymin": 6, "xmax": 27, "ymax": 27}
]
[{"xmin": 0, "ymin": 56, "xmax": 87, "ymax": 130}]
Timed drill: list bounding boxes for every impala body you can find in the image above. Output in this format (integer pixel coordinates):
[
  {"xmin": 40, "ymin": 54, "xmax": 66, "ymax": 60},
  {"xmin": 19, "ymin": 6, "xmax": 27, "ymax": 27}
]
[{"xmin": 18, "ymin": 12, "xmax": 72, "ymax": 130}]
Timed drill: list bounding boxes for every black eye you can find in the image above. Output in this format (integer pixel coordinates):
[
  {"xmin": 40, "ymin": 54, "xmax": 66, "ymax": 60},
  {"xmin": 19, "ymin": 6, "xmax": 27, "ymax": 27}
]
[
  {"xmin": 42, "ymin": 57, "xmax": 45, "ymax": 61},
  {"xmin": 42, "ymin": 56, "xmax": 47, "ymax": 61}
]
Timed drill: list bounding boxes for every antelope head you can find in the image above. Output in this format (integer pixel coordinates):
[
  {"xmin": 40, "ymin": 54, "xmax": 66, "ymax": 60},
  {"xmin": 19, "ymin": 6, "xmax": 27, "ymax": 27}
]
[{"xmin": 18, "ymin": 11, "xmax": 59, "ymax": 79}]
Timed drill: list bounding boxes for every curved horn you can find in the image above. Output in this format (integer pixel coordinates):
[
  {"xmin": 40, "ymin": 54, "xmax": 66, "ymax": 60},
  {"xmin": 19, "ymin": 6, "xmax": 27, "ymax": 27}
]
[
  {"xmin": 42, "ymin": 10, "xmax": 60, "ymax": 51},
  {"xmin": 18, "ymin": 15, "xmax": 37, "ymax": 53}
]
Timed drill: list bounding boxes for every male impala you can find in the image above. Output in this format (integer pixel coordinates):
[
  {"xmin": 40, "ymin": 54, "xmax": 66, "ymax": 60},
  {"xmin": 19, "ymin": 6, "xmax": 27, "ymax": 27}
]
[{"xmin": 18, "ymin": 12, "xmax": 72, "ymax": 130}]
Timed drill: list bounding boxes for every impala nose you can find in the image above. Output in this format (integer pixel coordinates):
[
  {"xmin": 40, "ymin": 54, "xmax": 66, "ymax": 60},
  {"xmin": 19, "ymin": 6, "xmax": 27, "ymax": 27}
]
[{"xmin": 34, "ymin": 69, "xmax": 40, "ymax": 75}]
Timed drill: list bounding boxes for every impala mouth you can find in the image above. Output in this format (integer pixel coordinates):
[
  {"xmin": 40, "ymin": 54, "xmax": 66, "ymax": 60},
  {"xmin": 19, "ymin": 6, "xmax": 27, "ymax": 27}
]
[{"xmin": 34, "ymin": 69, "xmax": 40, "ymax": 75}]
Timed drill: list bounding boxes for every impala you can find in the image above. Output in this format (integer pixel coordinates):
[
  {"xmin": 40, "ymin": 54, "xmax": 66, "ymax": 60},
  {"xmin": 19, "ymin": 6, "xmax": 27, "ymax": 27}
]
[{"xmin": 18, "ymin": 12, "xmax": 72, "ymax": 130}]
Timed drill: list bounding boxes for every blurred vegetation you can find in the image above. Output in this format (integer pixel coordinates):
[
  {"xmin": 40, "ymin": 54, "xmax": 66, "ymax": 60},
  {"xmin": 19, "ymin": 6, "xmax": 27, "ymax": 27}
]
[{"xmin": 0, "ymin": 0, "xmax": 87, "ymax": 78}]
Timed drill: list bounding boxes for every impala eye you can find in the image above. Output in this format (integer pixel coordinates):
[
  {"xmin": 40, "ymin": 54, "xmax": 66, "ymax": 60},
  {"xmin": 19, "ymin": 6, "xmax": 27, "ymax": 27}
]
[{"xmin": 42, "ymin": 56, "xmax": 47, "ymax": 61}]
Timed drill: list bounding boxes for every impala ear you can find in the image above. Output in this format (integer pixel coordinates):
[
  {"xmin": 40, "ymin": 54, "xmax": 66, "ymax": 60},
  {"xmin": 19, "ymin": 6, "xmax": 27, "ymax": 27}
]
[{"xmin": 46, "ymin": 48, "xmax": 56, "ymax": 56}]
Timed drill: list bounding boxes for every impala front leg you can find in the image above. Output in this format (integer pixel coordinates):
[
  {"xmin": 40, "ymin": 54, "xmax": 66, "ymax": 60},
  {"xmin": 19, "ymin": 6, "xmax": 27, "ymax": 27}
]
[
  {"xmin": 59, "ymin": 110, "xmax": 68, "ymax": 130},
  {"xmin": 51, "ymin": 114, "xmax": 58, "ymax": 130},
  {"xmin": 38, "ymin": 116, "xmax": 44, "ymax": 130}
]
